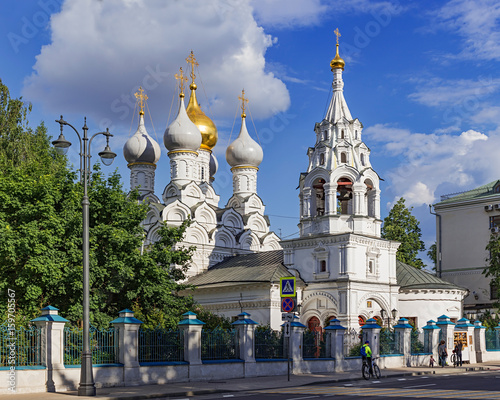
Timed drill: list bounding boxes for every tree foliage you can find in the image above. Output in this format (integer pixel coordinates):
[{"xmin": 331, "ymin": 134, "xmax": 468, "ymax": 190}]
[
  {"xmin": 0, "ymin": 79, "xmax": 197, "ymax": 328},
  {"xmin": 427, "ymin": 242, "xmax": 437, "ymax": 272},
  {"xmin": 382, "ymin": 197, "xmax": 426, "ymax": 269},
  {"xmin": 484, "ymin": 233, "xmax": 500, "ymax": 309}
]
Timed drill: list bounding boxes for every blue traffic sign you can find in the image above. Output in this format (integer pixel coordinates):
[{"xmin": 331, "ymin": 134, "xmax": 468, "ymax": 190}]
[{"xmin": 280, "ymin": 277, "xmax": 296, "ymax": 297}]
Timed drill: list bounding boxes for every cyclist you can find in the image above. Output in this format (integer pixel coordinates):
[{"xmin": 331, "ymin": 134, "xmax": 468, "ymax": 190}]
[{"xmin": 361, "ymin": 340, "xmax": 373, "ymax": 374}]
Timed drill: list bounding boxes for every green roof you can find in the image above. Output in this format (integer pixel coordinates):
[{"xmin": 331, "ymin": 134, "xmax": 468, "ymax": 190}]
[
  {"xmin": 187, "ymin": 250, "xmax": 304, "ymax": 288},
  {"xmin": 435, "ymin": 180, "xmax": 500, "ymax": 206},
  {"xmin": 396, "ymin": 260, "xmax": 466, "ymax": 291}
]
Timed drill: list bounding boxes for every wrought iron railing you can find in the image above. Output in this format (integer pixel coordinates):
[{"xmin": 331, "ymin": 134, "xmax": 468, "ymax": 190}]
[
  {"xmin": 139, "ymin": 328, "xmax": 184, "ymax": 363},
  {"xmin": 380, "ymin": 329, "xmax": 402, "ymax": 355},
  {"xmin": 303, "ymin": 330, "xmax": 329, "ymax": 358},
  {"xmin": 0, "ymin": 323, "xmax": 42, "ymax": 367},
  {"xmin": 64, "ymin": 325, "xmax": 118, "ymax": 365},
  {"xmin": 344, "ymin": 328, "xmax": 362, "ymax": 357},
  {"xmin": 201, "ymin": 327, "xmax": 238, "ymax": 360},
  {"xmin": 486, "ymin": 329, "xmax": 500, "ymax": 350},
  {"xmin": 255, "ymin": 328, "xmax": 284, "ymax": 359},
  {"xmin": 410, "ymin": 329, "xmax": 426, "ymax": 354}
]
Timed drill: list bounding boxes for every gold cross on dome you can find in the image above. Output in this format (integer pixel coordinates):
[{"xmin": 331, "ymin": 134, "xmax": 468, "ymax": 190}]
[
  {"xmin": 334, "ymin": 28, "xmax": 341, "ymax": 44},
  {"xmin": 175, "ymin": 67, "xmax": 188, "ymax": 95},
  {"xmin": 238, "ymin": 89, "xmax": 249, "ymax": 115},
  {"xmin": 186, "ymin": 50, "xmax": 199, "ymax": 82},
  {"xmin": 134, "ymin": 87, "xmax": 148, "ymax": 115}
]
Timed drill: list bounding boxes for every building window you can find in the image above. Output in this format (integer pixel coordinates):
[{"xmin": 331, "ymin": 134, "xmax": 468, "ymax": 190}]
[
  {"xmin": 320, "ymin": 153, "xmax": 325, "ymax": 165},
  {"xmin": 491, "ymin": 284, "xmax": 499, "ymax": 300},
  {"xmin": 355, "ymin": 130, "xmax": 358, "ymax": 139},
  {"xmin": 320, "ymin": 260, "xmax": 327, "ymax": 272},
  {"xmin": 361, "ymin": 153, "xmax": 365, "ymax": 166},
  {"xmin": 341, "ymin": 152, "xmax": 347, "ymax": 163},
  {"xmin": 341, "ymin": 129, "xmax": 345, "ymax": 139},
  {"xmin": 490, "ymin": 216, "xmax": 500, "ymax": 229}
]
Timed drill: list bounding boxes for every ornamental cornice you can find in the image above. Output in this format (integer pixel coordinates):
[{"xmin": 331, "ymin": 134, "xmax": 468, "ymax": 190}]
[{"xmin": 302, "ymin": 290, "xmax": 339, "ymax": 308}]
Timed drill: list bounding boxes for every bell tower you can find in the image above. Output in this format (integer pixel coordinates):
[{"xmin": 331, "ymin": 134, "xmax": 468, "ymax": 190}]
[{"xmin": 298, "ymin": 29, "xmax": 381, "ymax": 238}]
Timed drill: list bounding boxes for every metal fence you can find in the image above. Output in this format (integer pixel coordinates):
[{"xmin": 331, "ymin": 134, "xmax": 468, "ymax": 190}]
[
  {"xmin": 64, "ymin": 325, "xmax": 118, "ymax": 365},
  {"xmin": 344, "ymin": 328, "xmax": 362, "ymax": 357},
  {"xmin": 139, "ymin": 328, "xmax": 184, "ymax": 363},
  {"xmin": 0, "ymin": 323, "xmax": 42, "ymax": 367},
  {"xmin": 255, "ymin": 327, "xmax": 285, "ymax": 359},
  {"xmin": 201, "ymin": 327, "xmax": 239, "ymax": 360},
  {"xmin": 485, "ymin": 329, "xmax": 500, "ymax": 350},
  {"xmin": 303, "ymin": 330, "xmax": 330, "ymax": 359},
  {"xmin": 380, "ymin": 329, "xmax": 402, "ymax": 355},
  {"xmin": 410, "ymin": 329, "xmax": 427, "ymax": 354}
]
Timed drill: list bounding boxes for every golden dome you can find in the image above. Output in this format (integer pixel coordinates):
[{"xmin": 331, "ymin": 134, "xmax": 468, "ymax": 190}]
[
  {"xmin": 186, "ymin": 82, "xmax": 218, "ymax": 150},
  {"xmin": 330, "ymin": 43, "xmax": 345, "ymax": 71}
]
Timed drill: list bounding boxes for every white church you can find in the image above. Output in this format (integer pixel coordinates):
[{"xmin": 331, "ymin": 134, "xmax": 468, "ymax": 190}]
[{"xmin": 123, "ymin": 42, "xmax": 467, "ymax": 332}]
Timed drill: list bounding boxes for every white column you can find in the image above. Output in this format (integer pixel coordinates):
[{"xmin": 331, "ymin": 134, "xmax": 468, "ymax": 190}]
[
  {"xmin": 436, "ymin": 315, "xmax": 456, "ymax": 354},
  {"xmin": 325, "ymin": 319, "xmax": 346, "ymax": 372},
  {"xmin": 394, "ymin": 318, "xmax": 413, "ymax": 366},
  {"xmin": 31, "ymin": 306, "xmax": 69, "ymax": 392},
  {"xmin": 197, "ymin": 148, "xmax": 211, "ymax": 183},
  {"xmin": 232, "ymin": 312, "xmax": 258, "ymax": 377},
  {"xmin": 362, "ymin": 319, "xmax": 381, "ymax": 358},
  {"xmin": 110, "ymin": 309, "xmax": 142, "ymax": 385},
  {"xmin": 473, "ymin": 321, "xmax": 487, "ymax": 362},
  {"xmin": 423, "ymin": 320, "xmax": 441, "ymax": 361}
]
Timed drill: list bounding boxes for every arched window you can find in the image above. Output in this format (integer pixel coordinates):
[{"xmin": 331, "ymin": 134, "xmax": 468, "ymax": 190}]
[
  {"xmin": 341, "ymin": 129, "xmax": 345, "ymax": 139},
  {"xmin": 368, "ymin": 260, "xmax": 373, "ymax": 274},
  {"xmin": 341, "ymin": 152, "xmax": 347, "ymax": 163},
  {"xmin": 360, "ymin": 153, "xmax": 365, "ymax": 166},
  {"xmin": 358, "ymin": 315, "xmax": 366, "ymax": 327},
  {"xmin": 313, "ymin": 178, "xmax": 326, "ymax": 216},
  {"xmin": 320, "ymin": 153, "xmax": 325, "ymax": 165},
  {"xmin": 320, "ymin": 260, "xmax": 327, "ymax": 272},
  {"xmin": 355, "ymin": 130, "xmax": 358, "ymax": 139}
]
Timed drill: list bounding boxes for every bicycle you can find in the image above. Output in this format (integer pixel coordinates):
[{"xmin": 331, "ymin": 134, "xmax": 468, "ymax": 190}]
[
  {"xmin": 450, "ymin": 352, "xmax": 457, "ymax": 367},
  {"xmin": 362, "ymin": 356, "xmax": 381, "ymax": 380}
]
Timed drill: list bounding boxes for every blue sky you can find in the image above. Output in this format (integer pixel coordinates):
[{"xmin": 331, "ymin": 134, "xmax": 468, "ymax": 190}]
[{"xmin": 2, "ymin": 0, "xmax": 500, "ymax": 268}]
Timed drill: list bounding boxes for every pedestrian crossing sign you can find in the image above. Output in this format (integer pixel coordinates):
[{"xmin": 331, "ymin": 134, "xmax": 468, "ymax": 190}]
[{"xmin": 280, "ymin": 277, "xmax": 296, "ymax": 297}]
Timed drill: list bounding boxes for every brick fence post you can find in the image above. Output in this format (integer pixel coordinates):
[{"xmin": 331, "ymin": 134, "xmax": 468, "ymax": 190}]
[
  {"xmin": 324, "ymin": 318, "xmax": 346, "ymax": 372},
  {"xmin": 231, "ymin": 312, "xmax": 258, "ymax": 377}
]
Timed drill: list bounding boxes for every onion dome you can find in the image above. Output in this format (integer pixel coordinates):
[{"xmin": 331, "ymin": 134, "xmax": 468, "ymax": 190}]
[
  {"xmin": 330, "ymin": 43, "xmax": 345, "ymax": 71},
  {"xmin": 164, "ymin": 95, "xmax": 202, "ymax": 152},
  {"xmin": 123, "ymin": 113, "xmax": 161, "ymax": 165},
  {"xmin": 209, "ymin": 152, "xmax": 218, "ymax": 178},
  {"xmin": 186, "ymin": 82, "xmax": 218, "ymax": 150},
  {"xmin": 226, "ymin": 113, "xmax": 263, "ymax": 169}
]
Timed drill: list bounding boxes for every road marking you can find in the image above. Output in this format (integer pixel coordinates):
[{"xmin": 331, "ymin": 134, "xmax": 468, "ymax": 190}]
[
  {"xmin": 223, "ymin": 396, "xmax": 234, "ymax": 398},
  {"xmin": 344, "ymin": 383, "xmax": 353, "ymax": 386},
  {"xmin": 421, "ymin": 376, "xmax": 429, "ymax": 378},
  {"xmin": 403, "ymin": 383, "xmax": 437, "ymax": 388},
  {"xmin": 397, "ymin": 378, "xmax": 406, "ymax": 381},
  {"xmin": 286, "ymin": 397, "xmax": 319, "ymax": 400},
  {"xmin": 371, "ymin": 380, "xmax": 381, "ymax": 383}
]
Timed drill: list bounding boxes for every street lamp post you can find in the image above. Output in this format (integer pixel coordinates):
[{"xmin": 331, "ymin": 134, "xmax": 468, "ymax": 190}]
[
  {"xmin": 380, "ymin": 308, "xmax": 398, "ymax": 329},
  {"xmin": 53, "ymin": 116, "xmax": 116, "ymax": 397}
]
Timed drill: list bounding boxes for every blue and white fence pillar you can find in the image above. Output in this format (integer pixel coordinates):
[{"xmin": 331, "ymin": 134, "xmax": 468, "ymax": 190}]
[
  {"xmin": 290, "ymin": 317, "xmax": 306, "ymax": 371},
  {"xmin": 31, "ymin": 306, "xmax": 69, "ymax": 392},
  {"xmin": 324, "ymin": 318, "xmax": 346, "ymax": 372},
  {"xmin": 455, "ymin": 318, "xmax": 476, "ymax": 364},
  {"xmin": 231, "ymin": 312, "xmax": 258, "ymax": 377},
  {"xmin": 473, "ymin": 321, "xmax": 487, "ymax": 362},
  {"xmin": 423, "ymin": 320, "xmax": 441, "ymax": 361},
  {"xmin": 362, "ymin": 319, "xmax": 381, "ymax": 357},
  {"xmin": 111, "ymin": 309, "xmax": 143, "ymax": 385},
  {"xmin": 394, "ymin": 318, "xmax": 413, "ymax": 366},
  {"xmin": 178, "ymin": 312, "xmax": 205, "ymax": 367},
  {"xmin": 436, "ymin": 315, "xmax": 455, "ymax": 353}
]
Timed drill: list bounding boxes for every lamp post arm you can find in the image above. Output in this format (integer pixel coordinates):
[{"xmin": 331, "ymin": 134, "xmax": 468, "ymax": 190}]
[{"xmin": 55, "ymin": 116, "xmax": 84, "ymax": 181}]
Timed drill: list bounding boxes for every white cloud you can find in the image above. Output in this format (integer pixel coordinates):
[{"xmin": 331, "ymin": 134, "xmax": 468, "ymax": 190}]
[
  {"xmin": 250, "ymin": 0, "xmax": 328, "ymax": 28},
  {"xmin": 408, "ymin": 77, "xmax": 500, "ymax": 107},
  {"xmin": 365, "ymin": 124, "xmax": 500, "ymax": 208},
  {"xmin": 22, "ymin": 0, "xmax": 290, "ymax": 134},
  {"xmin": 432, "ymin": 0, "xmax": 500, "ymax": 61}
]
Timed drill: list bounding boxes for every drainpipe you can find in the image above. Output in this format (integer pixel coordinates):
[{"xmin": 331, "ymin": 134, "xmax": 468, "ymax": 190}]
[{"xmin": 429, "ymin": 204, "xmax": 442, "ymax": 278}]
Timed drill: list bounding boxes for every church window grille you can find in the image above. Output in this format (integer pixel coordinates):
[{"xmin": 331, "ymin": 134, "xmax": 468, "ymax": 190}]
[
  {"xmin": 340, "ymin": 152, "xmax": 347, "ymax": 163},
  {"xmin": 320, "ymin": 153, "xmax": 325, "ymax": 165}
]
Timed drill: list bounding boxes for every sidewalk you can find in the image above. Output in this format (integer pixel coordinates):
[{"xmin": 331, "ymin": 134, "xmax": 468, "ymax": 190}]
[{"xmin": 10, "ymin": 362, "xmax": 500, "ymax": 400}]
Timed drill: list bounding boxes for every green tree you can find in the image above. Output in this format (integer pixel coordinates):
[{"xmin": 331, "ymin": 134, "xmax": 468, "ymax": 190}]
[
  {"xmin": 484, "ymin": 233, "xmax": 500, "ymax": 309},
  {"xmin": 382, "ymin": 197, "xmax": 426, "ymax": 269},
  {"xmin": 0, "ymin": 79, "xmax": 196, "ymax": 328},
  {"xmin": 427, "ymin": 242, "xmax": 437, "ymax": 272}
]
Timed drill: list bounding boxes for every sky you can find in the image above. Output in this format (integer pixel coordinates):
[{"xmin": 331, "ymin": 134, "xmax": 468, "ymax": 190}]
[{"xmin": 2, "ymin": 0, "xmax": 500, "ymax": 269}]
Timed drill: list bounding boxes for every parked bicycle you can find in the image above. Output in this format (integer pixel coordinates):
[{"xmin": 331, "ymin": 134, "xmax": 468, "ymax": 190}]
[
  {"xmin": 362, "ymin": 356, "xmax": 381, "ymax": 380},
  {"xmin": 450, "ymin": 351, "xmax": 457, "ymax": 367}
]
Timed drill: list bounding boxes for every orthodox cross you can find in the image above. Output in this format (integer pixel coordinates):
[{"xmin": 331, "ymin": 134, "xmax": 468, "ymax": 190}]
[
  {"xmin": 175, "ymin": 67, "xmax": 188, "ymax": 96},
  {"xmin": 186, "ymin": 50, "xmax": 199, "ymax": 82},
  {"xmin": 134, "ymin": 87, "xmax": 148, "ymax": 115},
  {"xmin": 334, "ymin": 28, "xmax": 341, "ymax": 45},
  {"xmin": 238, "ymin": 89, "xmax": 249, "ymax": 116}
]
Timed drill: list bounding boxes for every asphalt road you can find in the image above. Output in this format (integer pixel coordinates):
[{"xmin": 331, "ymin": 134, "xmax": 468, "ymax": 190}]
[{"xmin": 169, "ymin": 370, "xmax": 500, "ymax": 400}]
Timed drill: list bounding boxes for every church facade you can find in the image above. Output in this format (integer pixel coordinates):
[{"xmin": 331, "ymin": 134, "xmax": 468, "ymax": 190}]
[{"xmin": 124, "ymin": 44, "xmax": 466, "ymax": 331}]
